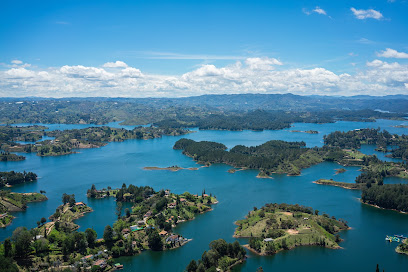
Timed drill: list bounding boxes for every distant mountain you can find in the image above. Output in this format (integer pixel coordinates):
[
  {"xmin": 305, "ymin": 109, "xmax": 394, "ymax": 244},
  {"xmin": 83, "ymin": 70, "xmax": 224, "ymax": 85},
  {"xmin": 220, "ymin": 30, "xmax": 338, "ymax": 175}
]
[{"xmin": 1, "ymin": 93, "xmax": 407, "ymax": 113}]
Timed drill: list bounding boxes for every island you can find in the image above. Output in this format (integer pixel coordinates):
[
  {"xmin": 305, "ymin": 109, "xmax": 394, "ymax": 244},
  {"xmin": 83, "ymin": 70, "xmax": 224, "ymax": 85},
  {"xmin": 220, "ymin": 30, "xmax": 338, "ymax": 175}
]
[
  {"xmin": 0, "ymin": 152, "xmax": 25, "ymax": 162},
  {"xmin": 173, "ymin": 138, "xmax": 408, "ymax": 178},
  {"xmin": 1, "ymin": 125, "xmax": 190, "ymax": 157},
  {"xmin": 314, "ymin": 179, "xmax": 365, "ymax": 190},
  {"xmin": 185, "ymin": 239, "xmax": 247, "ymax": 272},
  {"xmin": 143, "ymin": 165, "xmax": 199, "ymax": 171},
  {"xmin": 234, "ymin": 203, "xmax": 349, "ymax": 255},
  {"xmin": 0, "ymin": 171, "xmax": 38, "ymax": 187},
  {"xmin": 335, "ymin": 168, "xmax": 346, "ymax": 174},
  {"xmin": 173, "ymin": 138, "xmax": 345, "ymax": 176},
  {"xmin": 0, "ymin": 190, "xmax": 47, "ymax": 227},
  {"xmin": 396, "ymin": 239, "xmax": 408, "ymax": 255},
  {"xmin": 290, "ymin": 130, "xmax": 319, "ymax": 134}
]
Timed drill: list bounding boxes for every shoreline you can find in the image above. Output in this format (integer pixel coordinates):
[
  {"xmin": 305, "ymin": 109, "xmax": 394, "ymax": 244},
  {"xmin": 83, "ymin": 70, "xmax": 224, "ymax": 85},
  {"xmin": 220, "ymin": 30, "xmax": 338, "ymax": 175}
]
[
  {"xmin": 360, "ymin": 199, "xmax": 407, "ymax": 214},
  {"xmin": 243, "ymin": 242, "xmax": 341, "ymax": 256}
]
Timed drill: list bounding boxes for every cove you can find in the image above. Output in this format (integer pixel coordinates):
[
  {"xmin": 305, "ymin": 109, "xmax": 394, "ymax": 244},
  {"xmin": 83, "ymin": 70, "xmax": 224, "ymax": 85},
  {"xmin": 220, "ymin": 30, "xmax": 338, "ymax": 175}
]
[{"xmin": 0, "ymin": 119, "xmax": 407, "ymax": 271}]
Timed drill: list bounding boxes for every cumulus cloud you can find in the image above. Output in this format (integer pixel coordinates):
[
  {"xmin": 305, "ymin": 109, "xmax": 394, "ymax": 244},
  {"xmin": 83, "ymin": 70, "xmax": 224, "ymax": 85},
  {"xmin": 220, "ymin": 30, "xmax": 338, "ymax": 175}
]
[
  {"xmin": 245, "ymin": 57, "xmax": 282, "ymax": 70},
  {"xmin": 377, "ymin": 48, "xmax": 408, "ymax": 59},
  {"xmin": 11, "ymin": 60, "xmax": 23, "ymax": 65},
  {"xmin": 351, "ymin": 7, "xmax": 383, "ymax": 20},
  {"xmin": 102, "ymin": 61, "xmax": 128, "ymax": 68},
  {"xmin": 0, "ymin": 58, "xmax": 407, "ymax": 97}
]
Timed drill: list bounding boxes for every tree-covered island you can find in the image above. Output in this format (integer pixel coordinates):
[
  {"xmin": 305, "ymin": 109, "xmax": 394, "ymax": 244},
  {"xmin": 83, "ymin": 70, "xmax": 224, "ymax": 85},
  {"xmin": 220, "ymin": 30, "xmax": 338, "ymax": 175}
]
[
  {"xmin": 0, "ymin": 190, "xmax": 47, "ymax": 228},
  {"xmin": 396, "ymin": 239, "xmax": 408, "ymax": 255},
  {"xmin": 234, "ymin": 203, "xmax": 349, "ymax": 255},
  {"xmin": 0, "ymin": 171, "xmax": 37, "ymax": 188},
  {"xmin": 1, "ymin": 125, "xmax": 190, "ymax": 158},
  {"xmin": 173, "ymin": 138, "xmax": 408, "ymax": 178},
  {"xmin": 0, "ymin": 171, "xmax": 44, "ymax": 227}
]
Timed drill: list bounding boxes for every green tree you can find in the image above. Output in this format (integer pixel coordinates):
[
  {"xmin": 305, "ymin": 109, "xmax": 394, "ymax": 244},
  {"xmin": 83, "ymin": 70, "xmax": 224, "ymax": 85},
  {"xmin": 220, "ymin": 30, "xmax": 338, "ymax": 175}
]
[
  {"xmin": 40, "ymin": 217, "xmax": 46, "ymax": 225},
  {"xmin": 186, "ymin": 260, "xmax": 198, "ymax": 272},
  {"xmin": 12, "ymin": 227, "xmax": 32, "ymax": 258},
  {"xmin": 0, "ymin": 256, "xmax": 19, "ymax": 272},
  {"xmin": 147, "ymin": 230, "xmax": 163, "ymax": 251},
  {"xmin": 3, "ymin": 238, "xmax": 12, "ymax": 257},
  {"xmin": 103, "ymin": 225, "xmax": 114, "ymax": 249},
  {"xmin": 85, "ymin": 228, "xmax": 97, "ymax": 248},
  {"xmin": 116, "ymin": 202, "xmax": 123, "ymax": 219}
]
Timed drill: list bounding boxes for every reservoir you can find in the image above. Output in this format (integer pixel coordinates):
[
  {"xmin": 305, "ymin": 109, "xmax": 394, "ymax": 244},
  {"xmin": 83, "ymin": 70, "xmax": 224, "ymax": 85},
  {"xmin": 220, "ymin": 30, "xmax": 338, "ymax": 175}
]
[{"xmin": 1, "ymin": 119, "xmax": 408, "ymax": 271}]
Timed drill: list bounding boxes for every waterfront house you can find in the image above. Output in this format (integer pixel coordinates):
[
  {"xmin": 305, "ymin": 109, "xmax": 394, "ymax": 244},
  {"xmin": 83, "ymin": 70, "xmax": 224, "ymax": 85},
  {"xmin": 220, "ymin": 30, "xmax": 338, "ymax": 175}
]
[
  {"xmin": 93, "ymin": 259, "xmax": 107, "ymax": 269},
  {"xmin": 159, "ymin": 230, "xmax": 168, "ymax": 236},
  {"xmin": 264, "ymin": 238, "xmax": 274, "ymax": 242},
  {"xmin": 166, "ymin": 235, "xmax": 179, "ymax": 243},
  {"xmin": 75, "ymin": 202, "xmax": 85, "ymax": 207}
]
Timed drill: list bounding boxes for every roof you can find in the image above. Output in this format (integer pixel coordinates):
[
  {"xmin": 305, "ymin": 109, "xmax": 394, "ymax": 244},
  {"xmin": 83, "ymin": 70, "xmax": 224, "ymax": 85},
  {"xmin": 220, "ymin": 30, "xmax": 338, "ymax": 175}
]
[
  {"xmin": 159, "ymin": 230, "xmax": 168, "ymax": 235},
  {"xmin": 264, "ymin": 238, "xmax": 274, "ymax": 242},
  {"xmin": 83, "ymin": 254, "xmax": 93, "ymax": 259},
  {"xmin": 75, "ymin": 202, "xmax": 85, "ymax": 206},
  {"xmin": 166, "ymin": 235, "xmax": 179, "ymax": 242},
  {"xmin": 94, "ymin": 259, "xmax": 106, "ymax": 266}
]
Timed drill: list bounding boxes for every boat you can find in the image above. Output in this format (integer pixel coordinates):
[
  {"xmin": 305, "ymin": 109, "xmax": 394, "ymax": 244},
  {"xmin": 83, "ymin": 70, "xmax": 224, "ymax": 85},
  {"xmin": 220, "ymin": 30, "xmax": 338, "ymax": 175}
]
[{"xmin": 386, "ymin": 235, "xmax": 401, "ymax": 242}]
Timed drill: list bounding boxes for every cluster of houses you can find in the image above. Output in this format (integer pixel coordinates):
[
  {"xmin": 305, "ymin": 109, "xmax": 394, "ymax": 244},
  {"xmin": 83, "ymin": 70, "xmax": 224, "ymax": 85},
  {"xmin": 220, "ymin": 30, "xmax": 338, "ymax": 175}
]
[{"xmin": 80, "ymin": 250, "xmax": 109, "ymax": 269}]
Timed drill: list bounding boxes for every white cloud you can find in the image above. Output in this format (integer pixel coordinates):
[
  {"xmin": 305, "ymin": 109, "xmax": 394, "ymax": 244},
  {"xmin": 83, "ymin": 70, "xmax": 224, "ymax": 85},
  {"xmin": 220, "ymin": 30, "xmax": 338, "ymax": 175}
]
[
  {"xmin": 357, "ymin": 38, "xmax": 375, "ymax": 44},
  {"xmin": 303, "ymin": 6, "xmax": 329, "ymax": 16},
  {"xmin": 351, "ymin": 7, "xmax": 383, "ymax": 20},
  {"xmin": 377, "ymin": 48, "xmax": 408, "ymax": 59},
  {"xmin": 5, "ymin": 68, "xmax": 36, "ymax": 78},
  {"xmin": 245, "ymin": 57, "xmax": 282, "ymax": 70},
  {"xmin": 11, "ymin": 60, "xmax": 23, "ymax": 65},
  {"xmin": 102, "ymin": 61, "xmax": 128, "ymax": 68},
  {"xmin": 313, "ymin": 7, "xmax": 327, "ymax": 15},
  {"xmin": 120, "ymin": 67, "xmax": 143, "ymax": 78},
  {"xmin": 0, "ymin": 58, "xmax": 407, "ymax": 97}
]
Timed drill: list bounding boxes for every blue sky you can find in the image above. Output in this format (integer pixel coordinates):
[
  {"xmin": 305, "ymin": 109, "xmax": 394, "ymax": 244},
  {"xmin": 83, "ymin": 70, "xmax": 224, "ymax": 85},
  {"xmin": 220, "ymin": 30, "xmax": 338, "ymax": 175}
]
[{"xmin": 0, "ymin": 0, "xmax": 407, "ymax": 97}]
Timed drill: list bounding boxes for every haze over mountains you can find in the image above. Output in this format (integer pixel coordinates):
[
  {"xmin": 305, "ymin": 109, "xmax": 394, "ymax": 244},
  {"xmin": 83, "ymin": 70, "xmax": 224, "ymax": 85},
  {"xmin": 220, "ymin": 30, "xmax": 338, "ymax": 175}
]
[{"xmin": 2, "ymin": 93, "xmax": 408, "ymax": 113}]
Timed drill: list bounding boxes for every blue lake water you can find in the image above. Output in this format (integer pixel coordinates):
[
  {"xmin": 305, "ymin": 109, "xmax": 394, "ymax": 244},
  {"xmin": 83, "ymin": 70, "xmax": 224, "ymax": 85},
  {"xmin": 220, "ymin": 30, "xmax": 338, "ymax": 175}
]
[{"xmin": 0, "ymin": 119, "xmax": 408, "ymax": 271}]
